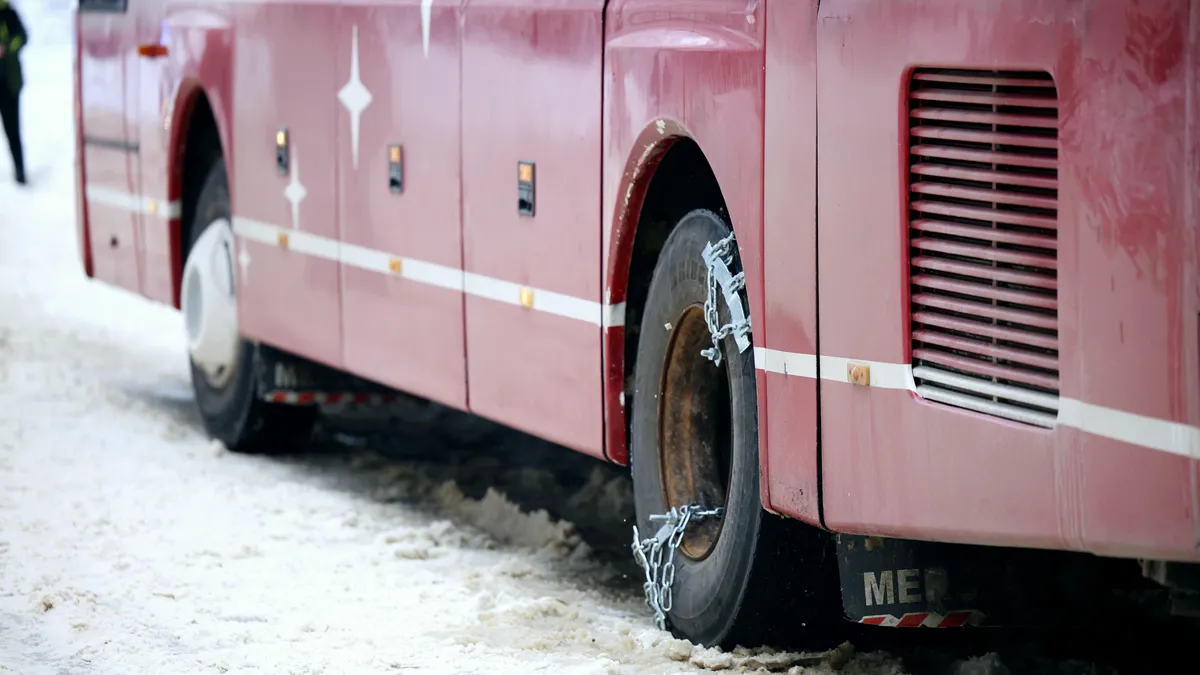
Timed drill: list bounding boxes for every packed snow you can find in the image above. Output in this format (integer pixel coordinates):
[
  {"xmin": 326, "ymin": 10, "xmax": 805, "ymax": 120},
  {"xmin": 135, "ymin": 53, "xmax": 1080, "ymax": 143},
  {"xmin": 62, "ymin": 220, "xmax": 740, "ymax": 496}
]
[{"xmin": 0, "ymin": 2, "xmax": 1173, "ymax": 674}]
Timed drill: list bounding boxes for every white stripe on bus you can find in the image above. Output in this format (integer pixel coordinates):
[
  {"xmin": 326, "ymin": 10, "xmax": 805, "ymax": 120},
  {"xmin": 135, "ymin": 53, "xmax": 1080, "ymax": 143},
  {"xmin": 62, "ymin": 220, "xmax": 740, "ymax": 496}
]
[
  {"xmin": 754, "ymin": 346, "xmax": 1200, "ymax": 460},
  {"xmin": 230, "ymin": 217, "xmax": 617, "ymax": 328},
  {"xmin": 87, "ymin": 187, "xmax": 627, "ymax": 327},
  {"xmin": 85, "ymin": 186, "xmax": 180, "ymax": 219}
]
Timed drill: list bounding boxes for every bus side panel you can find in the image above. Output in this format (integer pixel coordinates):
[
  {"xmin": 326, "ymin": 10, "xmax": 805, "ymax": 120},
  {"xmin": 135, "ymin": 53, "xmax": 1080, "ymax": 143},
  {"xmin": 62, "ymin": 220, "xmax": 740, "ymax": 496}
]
[
  {"xmin": 460, "ymin": 1, "xmax": 606, "ymax": 457},
  {"xmin": 130, "ymin": 0, "xmax": 175, "ymax": 306},
  {"xmin": 336, "ymin": 2, "xmax": 468, "ymax": 410},
  {"xmin": 79, "ymin": 5, "xmax": 141, "ymax": 293},
  {"xmin": 1070, "ymin": 1, "xmax": 1200, "ymax": 559},
  {"xmin": 816, "ymin": 0, "xmax": 1199, "ymax": 561},
  {"xmin": 230, "ymin": 3, "xmax": 344, "ymax": 370},
  {"xmin": 760, "ymin": 0, "xmax": 821, "ymax": 524}
]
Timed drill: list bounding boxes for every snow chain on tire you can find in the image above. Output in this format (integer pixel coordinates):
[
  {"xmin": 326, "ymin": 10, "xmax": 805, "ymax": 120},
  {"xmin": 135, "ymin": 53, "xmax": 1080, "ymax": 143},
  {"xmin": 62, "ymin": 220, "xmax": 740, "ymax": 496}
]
[
  {"xmin": 699, "ymin": 232, "xmax": 751, "ymax": 366},
  {"xmin": 631, "ymin": 505, "xmax": 724, "ymax": 630}
]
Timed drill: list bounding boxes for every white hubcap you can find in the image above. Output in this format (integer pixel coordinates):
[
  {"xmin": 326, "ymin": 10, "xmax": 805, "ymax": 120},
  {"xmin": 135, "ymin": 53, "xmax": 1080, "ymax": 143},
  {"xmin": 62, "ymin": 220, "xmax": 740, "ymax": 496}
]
[{"xmin": 182, "ymin": 218, "xmax": 239, "ymax": 389}]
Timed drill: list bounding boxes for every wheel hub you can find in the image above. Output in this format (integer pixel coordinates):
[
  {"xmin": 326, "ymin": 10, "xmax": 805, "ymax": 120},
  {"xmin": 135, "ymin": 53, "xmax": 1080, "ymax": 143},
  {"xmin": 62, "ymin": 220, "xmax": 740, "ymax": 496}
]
[
  {"xmin": 181, "ymin": 218, "xmax": 239, "ymax": 390},
  {"xmin": 657, "ymin": 305, "xmax": 733, "ymax": 560}
]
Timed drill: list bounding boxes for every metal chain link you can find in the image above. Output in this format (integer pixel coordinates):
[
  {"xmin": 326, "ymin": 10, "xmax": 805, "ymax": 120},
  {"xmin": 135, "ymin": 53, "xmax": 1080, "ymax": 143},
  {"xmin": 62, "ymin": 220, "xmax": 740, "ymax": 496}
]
[
  {"xmin": 631, "ymin": 504, "xmax": 724, "ymax": 630},
  {"xmin": 700, "ymin": 233, "xmax": 750, "ymax": 366}
]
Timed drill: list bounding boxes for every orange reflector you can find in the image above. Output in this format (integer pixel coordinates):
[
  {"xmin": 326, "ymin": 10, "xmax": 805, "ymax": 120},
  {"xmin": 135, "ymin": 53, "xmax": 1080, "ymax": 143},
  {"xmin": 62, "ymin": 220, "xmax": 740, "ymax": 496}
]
[
  {"xmin": 518, "ymin": 162, "xmax": 534, "ymax": 184},
  {"xmin": 847, "ymin": 363, "xmax": 871, "ymax": 386},
  {"xmin": 519, "ymin": 287, "xmax": 534, "ymax": 308},
  {"xmin": 277, "ymin": 232, "xmax": 289, "ymax": 248},
  {"xmin": 137, "ymin": 44, "xmax": 169, "ymax": 58},
  {"xmin": 388, "ymin": 257, "xmax": 403, "ymax": 274}
]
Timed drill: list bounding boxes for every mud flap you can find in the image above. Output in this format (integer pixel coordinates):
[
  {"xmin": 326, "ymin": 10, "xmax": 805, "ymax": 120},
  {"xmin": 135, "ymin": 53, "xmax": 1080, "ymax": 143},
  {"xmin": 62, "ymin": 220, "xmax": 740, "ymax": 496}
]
[
  {"xmin": 837, "ymin": 534, "xmax": 990, "ymax": 627},
  {"xmin": 835, "ymin": 533, "xmax": 1166, "ymax": 628}
]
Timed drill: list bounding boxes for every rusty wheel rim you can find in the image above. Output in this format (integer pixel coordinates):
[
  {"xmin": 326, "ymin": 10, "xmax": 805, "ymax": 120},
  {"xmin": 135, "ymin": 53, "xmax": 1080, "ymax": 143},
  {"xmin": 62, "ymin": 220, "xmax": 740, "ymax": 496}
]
[{"xmin": 657, "ymin": 304, "xmax": 733, "ymax": 560}]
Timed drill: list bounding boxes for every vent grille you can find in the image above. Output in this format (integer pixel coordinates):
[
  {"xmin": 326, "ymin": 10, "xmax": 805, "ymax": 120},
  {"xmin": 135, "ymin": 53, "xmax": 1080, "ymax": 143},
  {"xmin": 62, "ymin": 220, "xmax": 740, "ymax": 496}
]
[{"xmin": 907, "ymin": 68, "xmax": 1060, "ymax": 428}]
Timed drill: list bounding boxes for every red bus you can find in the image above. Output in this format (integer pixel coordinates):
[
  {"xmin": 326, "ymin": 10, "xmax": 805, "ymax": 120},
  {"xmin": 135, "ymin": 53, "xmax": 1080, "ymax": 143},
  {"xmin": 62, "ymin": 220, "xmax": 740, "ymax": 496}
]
[{"xmin": 74, "ymin": 0, "xmax": 1200, "ymax": 647}]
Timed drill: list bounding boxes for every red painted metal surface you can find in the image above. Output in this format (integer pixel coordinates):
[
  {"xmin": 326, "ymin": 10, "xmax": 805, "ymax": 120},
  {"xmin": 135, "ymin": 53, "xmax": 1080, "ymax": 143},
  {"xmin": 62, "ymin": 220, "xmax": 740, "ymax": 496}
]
[
  {"xmin": 812, "ymin": 0, "xmax": 1199, "ymax": 560},
  {"xmin": 461, "ymin": 0, "xmax": 606, "ymax": 457},
  {"xmin": 1191, "ymin": 0, "xmax": 1200, "ymax": 562},
  {"xmin": 1073, "ymin": 1, "xmax": 1200, "ymax": 560},
  {"xmin": 73, "ymin": 0, "xmax": 1200, "ymax": 565},
  {"xmin": 602, "ymin": 0, "xmax": 768, "ymax": 468},
  {"xmin": 760, "ymin": 0, "xmax": 820, "ymax": 524},
  {"xmin": 336, "ymin": 1, "xmax": 467, "ymax": 410},
  {"xmin": 229, "ymin": 2, "xmax": 343, "ymax": 369},
  {"xmin": 130, "ymin": 0, "xmax": 174, "ymax": 306},
  {"xmin": 79, "ymin": 9, "xmax": 141, "ymax": 292}
]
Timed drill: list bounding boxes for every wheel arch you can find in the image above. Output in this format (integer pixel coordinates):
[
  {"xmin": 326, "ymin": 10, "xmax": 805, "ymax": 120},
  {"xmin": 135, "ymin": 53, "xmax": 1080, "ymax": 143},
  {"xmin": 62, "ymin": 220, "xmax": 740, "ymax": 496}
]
[
  {"xmin": 168, "ymin": 80, "xmax": 227, "ymax": 308},
  {"xmin": 604, "ymin": 118, "xmax": 762, "ymax": 469}
]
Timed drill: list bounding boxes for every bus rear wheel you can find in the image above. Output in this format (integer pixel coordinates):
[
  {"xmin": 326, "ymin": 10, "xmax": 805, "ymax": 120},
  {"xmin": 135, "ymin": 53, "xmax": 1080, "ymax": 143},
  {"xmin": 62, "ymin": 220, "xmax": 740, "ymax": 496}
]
[
  {"xmin": 630, "ymin": 209, "xmax": 833, "ymax": 648},
  {"xmin": 181, "ymin": 159, "xmax": 317, "ymax": 453}
]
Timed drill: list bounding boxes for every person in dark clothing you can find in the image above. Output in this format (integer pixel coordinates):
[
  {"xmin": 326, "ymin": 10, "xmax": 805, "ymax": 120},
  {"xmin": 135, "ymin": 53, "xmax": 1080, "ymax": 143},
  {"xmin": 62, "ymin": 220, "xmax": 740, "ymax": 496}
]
[{"xmin": 0, "ymin": 0, "xmax": 27, "ymax": 185}]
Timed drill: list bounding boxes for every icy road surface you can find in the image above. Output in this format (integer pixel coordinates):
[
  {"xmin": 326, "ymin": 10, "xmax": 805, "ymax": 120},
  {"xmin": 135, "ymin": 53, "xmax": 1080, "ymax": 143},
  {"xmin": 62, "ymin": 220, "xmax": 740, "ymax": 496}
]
[{"xmin": 0, "ymin": 2, "xmax": 1179, "ymax": 674}]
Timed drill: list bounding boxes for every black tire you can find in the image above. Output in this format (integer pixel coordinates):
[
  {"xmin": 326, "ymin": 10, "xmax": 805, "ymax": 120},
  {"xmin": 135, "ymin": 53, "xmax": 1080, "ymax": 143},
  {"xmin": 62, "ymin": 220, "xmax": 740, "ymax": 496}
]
[
  {"xmin": 630, "ymin": 209, "xmax": 835, "ymax": 649},
  {"xmin": 186, "ymin": 159, "xmax": 317, "ymax": 453}
]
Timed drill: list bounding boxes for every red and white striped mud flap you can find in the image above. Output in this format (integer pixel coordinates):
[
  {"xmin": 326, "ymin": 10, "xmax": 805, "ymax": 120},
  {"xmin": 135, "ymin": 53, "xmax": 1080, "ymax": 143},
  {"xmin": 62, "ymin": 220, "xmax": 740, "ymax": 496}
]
[
  {"xmin": 262, "ymin": 390, "xmax": 399, "ymax": 407},
  {"xmin": 859, "ymin": 610, "xmax": 985, "ymax": 628}
]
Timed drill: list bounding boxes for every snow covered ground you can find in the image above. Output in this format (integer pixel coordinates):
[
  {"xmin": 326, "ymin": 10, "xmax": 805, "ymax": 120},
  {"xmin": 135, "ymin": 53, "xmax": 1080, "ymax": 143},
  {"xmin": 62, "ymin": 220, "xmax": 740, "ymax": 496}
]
[{"xmin": 0, "ymin": 2, "xmax": 1167, "ymax": 674}]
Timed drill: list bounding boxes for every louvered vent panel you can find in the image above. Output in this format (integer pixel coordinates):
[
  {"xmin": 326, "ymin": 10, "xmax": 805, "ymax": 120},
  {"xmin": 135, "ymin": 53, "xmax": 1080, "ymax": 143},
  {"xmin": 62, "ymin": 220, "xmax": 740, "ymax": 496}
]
[{"xmin": 908, "ymin": 69, "xmax": 1060, "ymax": 428}]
